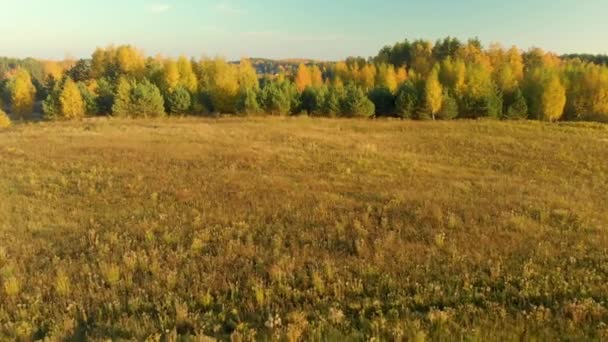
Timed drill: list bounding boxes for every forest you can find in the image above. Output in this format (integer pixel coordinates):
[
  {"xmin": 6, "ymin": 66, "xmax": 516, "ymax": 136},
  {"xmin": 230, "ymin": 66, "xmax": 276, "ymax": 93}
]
[{"xmin": 1, "ymin": 37, "xmax": 608, "ymax": 128}]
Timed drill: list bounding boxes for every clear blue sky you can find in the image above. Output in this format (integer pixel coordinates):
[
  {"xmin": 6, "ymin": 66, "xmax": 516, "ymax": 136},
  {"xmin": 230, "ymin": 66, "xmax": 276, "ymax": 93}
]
[{"xmin": 2, "ymin": 0, "xmax": 607, "ymax": 60}]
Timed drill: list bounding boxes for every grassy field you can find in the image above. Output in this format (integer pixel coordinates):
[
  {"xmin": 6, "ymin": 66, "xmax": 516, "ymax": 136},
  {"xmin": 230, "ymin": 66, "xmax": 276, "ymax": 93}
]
[{"xmin": 0, "ymin": 117, "xmax": 607, "ymax": 341}]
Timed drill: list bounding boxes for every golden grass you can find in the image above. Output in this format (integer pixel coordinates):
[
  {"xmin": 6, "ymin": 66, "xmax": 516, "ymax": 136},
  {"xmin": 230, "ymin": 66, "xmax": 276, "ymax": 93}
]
[{"xmin": 0, "ymin": 116, "xmax": 607, "ymax": 340}]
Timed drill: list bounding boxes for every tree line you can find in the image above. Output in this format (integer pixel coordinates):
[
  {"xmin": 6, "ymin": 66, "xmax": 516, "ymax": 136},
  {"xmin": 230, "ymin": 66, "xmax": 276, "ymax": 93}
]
[{"xmin": 1, "ymin": 38, "xmax": 608, "ymax": 125}]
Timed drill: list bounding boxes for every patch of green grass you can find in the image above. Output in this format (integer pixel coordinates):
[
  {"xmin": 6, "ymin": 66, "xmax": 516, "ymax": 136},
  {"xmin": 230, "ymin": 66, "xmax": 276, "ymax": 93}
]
[{"xmin": 1, "ymin": 117, "xmax": 607, "ymax": 340}]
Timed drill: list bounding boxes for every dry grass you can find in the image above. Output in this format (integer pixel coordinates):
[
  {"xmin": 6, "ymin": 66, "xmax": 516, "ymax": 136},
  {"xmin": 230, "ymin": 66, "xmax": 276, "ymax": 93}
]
[{"xmin": 0, "ymin": 116, "xmax": 607, "ymax": 340}]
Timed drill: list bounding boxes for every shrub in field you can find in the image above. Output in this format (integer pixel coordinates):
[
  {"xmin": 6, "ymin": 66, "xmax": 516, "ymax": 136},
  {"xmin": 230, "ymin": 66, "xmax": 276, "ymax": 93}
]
[{"xmin": 112, "ymin": 77, "xmax": 165, "ymax": 118}]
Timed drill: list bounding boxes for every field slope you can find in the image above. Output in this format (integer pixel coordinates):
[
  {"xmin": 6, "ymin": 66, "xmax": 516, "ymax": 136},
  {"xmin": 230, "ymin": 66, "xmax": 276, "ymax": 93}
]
[{"xmin": 1, "ymin": 117, "xmax": 607, "ymax": 340}]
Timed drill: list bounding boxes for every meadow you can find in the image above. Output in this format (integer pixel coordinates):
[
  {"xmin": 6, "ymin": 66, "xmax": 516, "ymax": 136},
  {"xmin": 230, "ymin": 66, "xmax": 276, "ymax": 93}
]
[{"xmin": 0, "ymin": 117, "xmax": 607, "ymax": 341}]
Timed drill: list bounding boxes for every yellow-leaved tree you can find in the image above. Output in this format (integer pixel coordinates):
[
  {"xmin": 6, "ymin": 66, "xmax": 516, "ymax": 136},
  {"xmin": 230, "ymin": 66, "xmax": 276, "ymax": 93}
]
[
  {"xmin": 410, "ymin": 40, "xmax": 434, "ymax": 77},
  {"xmin": 541, "ymin": 74, "xmax": 566, "ymax": 122},
  {"xmin": 333, "ymin": 62, "xmax": 349, "ymax": 83},
  {"xmin": 396, "ymin": 66, "xmax": 408, "ymax": 85},
  {"xmin": 59, "ymin": 78, "xmax": 85, "ymax": 120},
  {"xmin": 116, "ymin": 45, "xmax": 146, "ymax": 77},
  {"xmin": 359, "ymin": 64, "xmax": 377, "ymax": 90},
  {"xmin": 507, "ymin": 46, "xmax": 524, "ymax": 82},
  {"xmin": 310, "ymin": 65, "xmax": 324, "ymax": 88},
  {"xmin": 177, "ymin": 56, "xmax": 198, "ymax": 92},
  {"xmin": 9, "ymin": 69, "xmax": 36, "ymax": 119},
  {"xmin": 91, "ymin": 46, "xmax": 113, "ymax": 78},
  {"xmin": 42, "ymin": 61, "xmax": 65, "ymax": 83},
  {"xmin": 295, "ymin": 63, "xmax": 312, "ymax": 92},
  {"xmin": 237, "ymin": 59, "xmax": 259, "ymax": 91},
  {"xmin": 439, "ymin": 58, "xmax": 466, "ymax": 95},
  {"xmin": 425, "ymin": 67, "xmax": 443, "ymax": 120},
  {"xmin": 376, "ymin": 64, "xmax": 398, "ymax": 92},
  {"xmin": 200, "ymin": 58, "xmax": 240, "ymax": 113},
  {"xmin": 163, "ymin": 59, "xmax": 180, "ymax": 92}
]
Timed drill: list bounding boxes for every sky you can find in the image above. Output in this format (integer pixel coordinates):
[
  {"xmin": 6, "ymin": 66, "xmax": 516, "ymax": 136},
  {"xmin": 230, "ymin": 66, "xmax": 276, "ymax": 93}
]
[{"xmin": 1, "ymin": 0, "xmax": 607, "ymax": 60}]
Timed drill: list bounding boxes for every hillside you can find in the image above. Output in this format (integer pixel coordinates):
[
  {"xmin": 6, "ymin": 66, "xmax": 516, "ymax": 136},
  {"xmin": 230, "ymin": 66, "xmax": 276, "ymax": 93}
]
[{"xmin": 1, "ymin": 117, "xmax": 607, "ymax": 340}]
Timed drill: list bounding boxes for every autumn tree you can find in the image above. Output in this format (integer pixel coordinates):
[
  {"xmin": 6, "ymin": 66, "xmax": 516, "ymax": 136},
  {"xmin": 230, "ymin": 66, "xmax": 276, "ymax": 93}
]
[
  {"xmin": 523, "ymin": 67, "xmax": 564, "ymax": 121},
  {"xmin": 59, "ymin": 78, "xmax": 85, "ymax": 119},
  {"xmin": 91, "ymin": 47, "xmax": 113, "ymax": 78},
  {"xmin": 459, "ymin": 62, "xmax": 502, "ymax": 118},
  {"xmin": 563, "ymin": 61, "xmax": 608, "ymax": 122},
  {"xmin": 42, "ymin": 61, "xmax": 64, "ymax": 84},
  {"xmin": 310, "ymin": 65, "xmax": 324, "ymax": 87},
  {"xmin": 295, "ymin": 63, "xmax": 312, "ymax": 92},
  {"xmin": 457, "ymin": 39, "xmax": 492, "ymax": 70},
  {"xmin": 237, "ymin": 59, "xmax": 259, "ymax": 91},
  {"xmin": 199, "ymin": 58, "xmax": 240, "ymax": 113},
  {"xmin": 396, "ymin": 66, "xmax": 408, "ymax": 85},
  {"xmin": 376, "ymin": 64, "xmax": 398, "ymax": 92},
  {"xmin": 410, "ymin": 40, "xmax": 434, "ymax": 77},
  {"xmin": 358, "ymin": 64, "xmax": 377, "ymax": 90},
  {"xmin": 91, "ymin": 45, "xmax": 145, "ymax": 79},
  {"xmin": 506, "ymin": 46, "xmax": 525, "ymax": 83},
  {"xmin": 540, "ymin": 73, "xmax": 566, "ymax": 121},
  {"xmin": 526, "ymin": 49, "xmax": 562, "ymax": 80},
  {"xmin": 9, "ymin": 69, "xmax": 36, "ymax": 118},
  {"xmin": 439, "ymin": 58, "xmax": 466, "ymax": 95},
  {"xmin": 112, "ymin": 77, "xmax": 165, "ymax": 118},
  {"xmin": 116, "ymin": 45, "xmax": 146, "ymax": 77},
  {"xmin": 333, "ymin": 62, "xmax": 350, "ymax": 84},
  {"xmin": 177, "ymin": 56, "xmax": 198, "ymax": 92},
  {"xmin": 162, "ymin": 59, "xmax": 180, "ymax": 92},
  {"xmin": 425, "ymin": 67, "xmax": 443, "ymax": 120}
]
